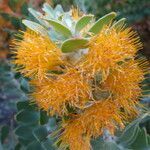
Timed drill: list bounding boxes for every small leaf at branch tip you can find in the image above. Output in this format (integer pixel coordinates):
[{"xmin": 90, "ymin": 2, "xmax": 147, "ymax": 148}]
[
  {"xmin": 111, "ymin": 18, "xmax": 127, "ymax": 30},
  {"xmin": 44, "ymin": 19, "xmax": 72, "ymax": 38},
  {"xmin": 88, "ymin": 12, "xmax": 117, "ymax": 34},
  {"xmin": 61, "ymin": 38, "xmax": 89, "ymax": 53},
  {"xmin": 22, "ymin": 20, "xmax": 48, "ymax": 36},
  {"xmin": 75, "ymin": 15, "xmax": 94, "ymax": 32}
]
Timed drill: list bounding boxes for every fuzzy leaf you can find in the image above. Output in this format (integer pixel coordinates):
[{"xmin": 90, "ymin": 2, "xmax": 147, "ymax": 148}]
[
  {"xmin": 16, "ymin": 110, "xmax": 40, "ymax": 124},
  {"xmin": 33, "ymin": 126, "xmax": 48, "ymax": 142},
  {"xmin": 20, "ymin": 77, "xmax": 30, "ymax": 93},
  {"xmin": 40, "ymin": 110, "xmax": 49, "ymax": 125},
  {"xmin": 61, "ymin": 38, "xmax": 89, "ymax": 53},
  {"xmin": 15, "ymin": 125, "xmax": 35, "ymax": 140},
  {"xmin": 17, "ymin": 100, "xmax": 37, "ymax": 111},
  {"xmin": 75, "ymin": 15, "xmax": 93, "ymax": 32},
  {"xmin": 118, "ymin": 119, "xmax": 140, "ymax": 146},
  {"xmin": 111, "ymin": 18, "xmax": 126, "ymax": 31},
  {"xmin": 1, "ymin": 125, "xmax": 9, "ymax": 144},
  {"xmin": 28, "ymin": 8, "xmax": 49, "ymax": 28},
  {"xmin": 42, "ymin": 3, "xmax": 54, "ymax": 18},
  {"xmin": 54, "ymin": 4, "xmax": 64, "ymax": 18},
  {"xmin": 22, "ymin": 20, "xmax": 48, "ymax": 36},
  {"xmin": 89, "ymin": 12, "xmax": 117, "ymax": 34},
  {"xmin": 131, "ymin": 128, "xmax": 149, "ymax": 150},
  {"xmin": 45, "ymin": 19, "xmax": 72, "ymax": 38},
  {"xmin": 103, "ymin": 142, "xmax": 121, "ymax": 150},
  {"xmin": 26, "ymin": 141, "xmax": 43, "ymax": 150},
  {"xmin": 42, "ymin": 138, "xmax": 56, "ymax": 150}
]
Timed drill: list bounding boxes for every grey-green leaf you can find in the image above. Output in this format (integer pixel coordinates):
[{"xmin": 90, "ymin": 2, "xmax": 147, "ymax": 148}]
[
  {"xmin": 131, "ymin": 128, "xmax": 149, "ymax": 150},
  {"xmin": 16, "ymin": 110, "xmax": 40, "ymax": 124},
  {"xmin": 15, "ymin": 125, "xmax": 35, "ymax": 140},
  {"xmin": 111, "ymin": 18, "xmax": 126, "ymax": 31},
  {"xmin": 103, "ymin": 142, "xmax": 121, "ymax": 150},
  {"xmin": 26, "ymin": 141, "xmax": 43, "ymax": 150},
  {"xmin": 42, "ymin": 3, "xmax": 54, "ymax": 18},
  {"xmin": 17, "ymin": 100, "xmax": 37, "ymax": 111},
  {"xmin": 45, "ymin": 19, "xmax": 72, "ymax": 38},
  {"xmin": 89, "ymin": 12, "xmax": 117, "ymax": 34},
  {"xmin": 75, "ymin": 15, "xmax": 93, "ymax": 32},
  {"xmin": 118, "ymin": 119, "xmax": 140, "ymax": 146},
  {"xmin": 33, "ymin": 126, "xmax": 48, "ymax": 142},
  {"xmin": 61, "ymin": 38, "xmax": 89, "ymax": 53},
  {"xmin": 1, "ymin": 125, "xmax": 9, "ymax": 144},
  {"xmin": 22, "ymin": 20, "xmax": 48, "ymax": 36},
  {"xmin": 28, "ymin": 8, "xmax": 49, "ymax": 28}
]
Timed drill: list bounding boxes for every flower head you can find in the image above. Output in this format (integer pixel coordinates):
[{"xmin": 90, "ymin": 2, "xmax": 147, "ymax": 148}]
[
  {"xmin": 102, "ymin": 59, "xmax": 145, "ymax": 116},
  {"xmin": 12, "ymin": 30, "xmax": 63, "ymax": 80},
  {"xmin": 31, "ymin": 68, "xmax": 91, "ymax": 115},
  {"xmin": 60, "ymin": 100, "xmax": 124, "ymax": 150},
  {"xmin": 80, "ymin": 26, "xmax": 142, "ymax": 78}
]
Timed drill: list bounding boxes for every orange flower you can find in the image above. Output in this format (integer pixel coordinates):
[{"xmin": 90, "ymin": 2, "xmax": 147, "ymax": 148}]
[
  {"xmin": 12, "ymin": 30, "xmax": 63, "ymax": 80},
  {"xmin": 60, "ymin": 100, "xmax": 124, "ymax": 150},
  {"xmin": 80, "ymin": 26, "xmax": 142, "ymax": 79},
  {"xmin": 31, "ymin": 68, "xmax": 91, "ymax": 115},
  {"xmin": 103, "ymin": 59, "xmax": 145, "ymax": 116}
]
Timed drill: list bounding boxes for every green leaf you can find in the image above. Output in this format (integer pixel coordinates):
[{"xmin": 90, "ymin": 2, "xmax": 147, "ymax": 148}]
[
  {"xmin": 15, "ymin": 143, "xmax": 22, "ymax": 150},
  {"xmin": 49, "ymin": 117, "xmax": 57, "ymax": 131},
  {"xmin": 33, "ymin": 126, "xmax": 48, "ymax": 142},
  {"xmin": 89, "ymin": 12, "xmax": 117, "ymax": 34},
  {"xmin": 54, "ymin": 5, "xmax": 64, "ymax": 18},
  {"xmin": 147, "ymin": 135, "xmax": 150, "ymax": 145},
  {"xmin": 20, "ymin": 78, "xmax": 30, "ymax": 93},
  {"xmin": 44, "ymin": 19, "xmax": 72, "ymax": 38},
  {"xmin": 0, "ymin": 125, "xmax": 9, "ymax": 144},
  {"xmin": 15, "ymin": 125, "xmax": 35, "ymax": 140},
  {"xmin": 91, "ymin": 137, "xmax": 104, "ymax": 150},
  {"xmin": 111, "ymin": 18, "xmax": 126, "ymax": 31},
  {"xmin": 0, "ymin": 141, "xmax": 3, "ymax": 150},
  {"xmin": 103, "ymin": 142, "xmax": 121, "ymax": 150},
  {"xmin": 28, "ymin": 8, "xmax": 49, "ymax": 28},
  {"xmin": 61, "ymin": 38, "xmax": 89, "ymax": 53},
  {"xmin": 75, "ymin": 15, "xmax": 93, "ymax": 32},
  {"xmin": 42, "ymin": 138, "xmax": 56, "ymax": 150},
  {"xmin": 22, "ymin": 20, "xmax": 48, "ymax": 36},
  {"xmin": 42, "ymin": 3, "xmax": 54, "ymax": 18},
  {"xmin": 40, "ymin": 110, "xmax": 49, "ymax": 125},
  {"xmin": 131, "ymin": 128, "xmax": 149, "ymax": 150},
  {"xmin": 26, "ymin": 141, "xmax": 43, "ymax": 150},
  {"xmin": 118, "ymin": 119, "xmax": 140, "ymax": 146},
  {"xmin": 18, "ymin": 137, "xmax": 32, "ymax": 146},
  {"xmin": 16, "ymin": 110, "xmax": 40, "ymax": 124},
  {"xmin": 17, "ymin": 100, "xmax": 37, "ymax": 111}
]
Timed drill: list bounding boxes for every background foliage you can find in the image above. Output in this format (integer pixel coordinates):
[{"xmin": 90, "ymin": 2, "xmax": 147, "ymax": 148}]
[{"xmin": 0, "ymin": 0, "xmax": 149, "ymax": 149}]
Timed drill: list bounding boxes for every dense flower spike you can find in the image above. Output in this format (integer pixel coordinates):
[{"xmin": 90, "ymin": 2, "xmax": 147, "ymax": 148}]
[
  {"xmin": 80, "ymin": 26, "xmax": 143, "ymax": 78},
  {"xmin": 12, "ymin": 30, "xmax": 63, "ymax": 80},
  {"xmin": 12, "ymin": 5, "xmax": 149, "ymax": 150},
  {"xmin": 31, "ymin": 68, "xmax": 91, "ymax": 115},
  {"xmin": 60, "ymin": 100, "xmax": 124, "ymax": 150},
  {"xmin": 103, "ymin": 60, "xmax": 145, "ymax": 116}
]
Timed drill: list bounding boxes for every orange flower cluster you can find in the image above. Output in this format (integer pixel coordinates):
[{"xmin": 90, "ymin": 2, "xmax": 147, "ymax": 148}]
[
  {"xmin": 60, "ymin": 100, "xmax": 124, "ymax": 150},
  {"xmin": 12, "ymin": 30, "xmax": 63, "ymax": 80},
  {"xmin": 12, "ymin": 25, "xmax": 149, "ymax": 150},
  {"xmin": 31, "ymin": 68, "xmax": 91, "ymax": 115}
]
